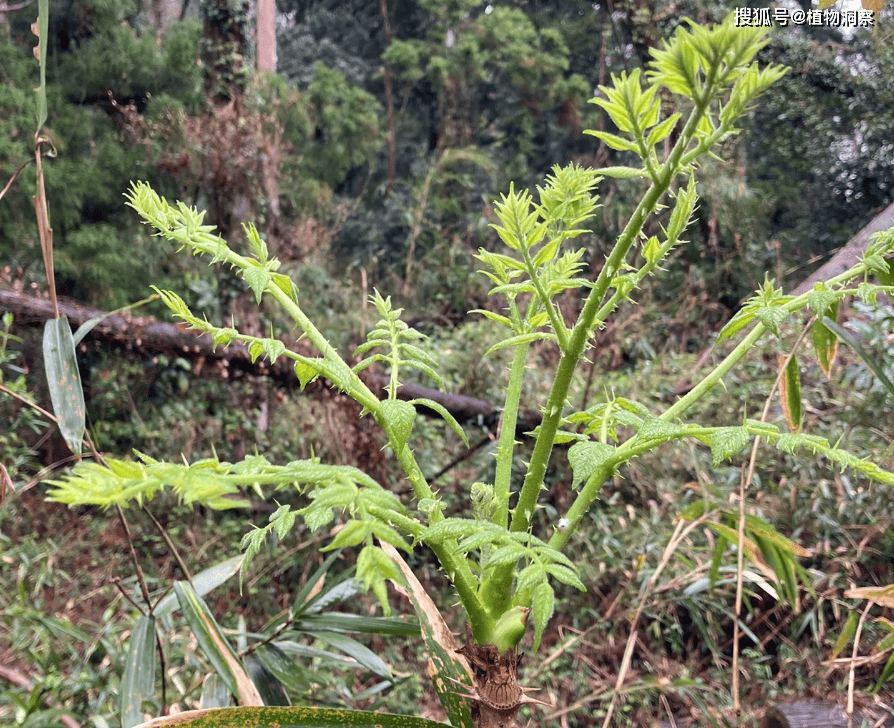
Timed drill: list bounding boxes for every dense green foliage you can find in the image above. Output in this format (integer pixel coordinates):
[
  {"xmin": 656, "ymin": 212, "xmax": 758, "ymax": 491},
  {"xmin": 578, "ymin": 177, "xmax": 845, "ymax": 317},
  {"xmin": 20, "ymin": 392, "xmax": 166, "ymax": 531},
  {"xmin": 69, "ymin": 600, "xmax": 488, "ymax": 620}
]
[{"xmin": 3, "ymin": 2, "xmax": 894, "ymax": 727}]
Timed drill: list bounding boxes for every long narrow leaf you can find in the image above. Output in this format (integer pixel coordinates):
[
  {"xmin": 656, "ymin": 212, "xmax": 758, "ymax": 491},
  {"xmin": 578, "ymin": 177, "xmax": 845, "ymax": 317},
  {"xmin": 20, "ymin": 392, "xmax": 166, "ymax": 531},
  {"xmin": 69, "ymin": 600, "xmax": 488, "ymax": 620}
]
[
  {"xmin": 72, "ymin": 294, "xmax": 158, "ymax": 346},
  {"xmin": 133, "ymin": 706, "xmax": 454, "ymax": 728},
  {"xmin": 43, "ymin": 316, "xmax": 85, "ymax": 454},
  {"xmin": 200, "ymin": 674, "xmax": 230, "ymax": 710},
  {"xmin": 245, "ymin": 651, "xmax": 292, "ymax": 706},
  {"xmin": 34, "ymin": 0, "xmax": 48, "ymax": 130},
  {"xmin": 292, "ymin": 551, "xmax": 344, "ymax": 615},
  {"xmin": 173, "ymin": 581, "xmax": 263, "ymax": 706},
  {"xmin": 313, "ymin": 631, "xmax": 393, "ymax": 680},
  {"xmin": 121, "ymin": 616, "xmax": 157, "ymax": 728},
  {"xmin": 379, "ymin": 542, "xmax": 474, "ymax": 728},
  {"xmin": 295, "ymin": 612, "xmax": 418, "ymax": 636},
  {"xmin": 155, "ymin": 555, "xmax": 245, "ymax": 619},
  {"xmin": 822, "ymin": 316, "xmax": 894, "ymax": 400},
  {"xmin": 778, "ymin": 353, "xmax": 802, "ymax": 433},
  {"xmin": 811, "ymin": 301, "xmax": 839, "ymax": 378}
]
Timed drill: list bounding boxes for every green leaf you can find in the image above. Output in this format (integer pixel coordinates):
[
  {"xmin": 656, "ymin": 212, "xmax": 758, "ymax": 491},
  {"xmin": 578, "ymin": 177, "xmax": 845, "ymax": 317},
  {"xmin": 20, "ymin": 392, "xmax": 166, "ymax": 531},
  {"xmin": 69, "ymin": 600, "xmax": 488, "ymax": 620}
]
[
  {"xmin": 356, "ymin": 545, "xmax": 403, "ymax": 616},
  {"xmin": 271, "ymin": 273, "xmax": 298, "ymax": 302},
  {"xmin": 200, "ymin": 674, "xmax": 230, "ymax": 710},
  {"xmin": 156, "ymin": 555, "xmax": 245, "ymax": 619},
  {"xmin": 72, "ymin": 294, "xmax": 157, "ymax": 347},
  {"xmin": 43, "ymin": 316, "xmax": 85, "ymax": 454},
  {"xmin": 778, "ymin": 354, "xmax": 802, "ymax": 433},
  {"xmin": 472, "ymin": 309, "xmax": 513, "ymax": 327},
  {"xmin": 872, "ymin": 652, "xmax": 894, "ymax": 695},
  {"xmin": 418, "ymin": 517, "xmax": 479, "ymax": 545},
  {"xmin": 568, "ymin": 440, "xmax": 615, "ymax": 487},
  {"xmin": 874, "ymin": 257, "xmax": 894, "ymax": 287},
  {"xmin": 292, "ymin": 551, "xmax": 345, "ymax": 614},
  {"xmin": 822, "ymin": 316, "xmax": 894, "ymax": 401},
  {"xmin": 596, "ymin": 166, "xmax": 648, "ymax": 179},
  {"xmin": 121, "ymin": 616, "xmax": 156, "ymax": 728},
  {"xmin": 33, "ymin": 0, "xmax": 48, "ymax": 130},
  {"xmin": 811, "ymin": 303, "xmax": 838, "ymax": 378},
  {"xmin": 263, "ymin": 339, "xmax": 286, "ymax": 364},
  {"xmin": 247, "ymin": 649, "xmax": 294, "ymax": 704},
  {"xmin": 129, "ymin": 706, "xmax": 458, "ymax": 727},
  {"xmin": 173, "ymin": 581, "xmax": 262, "ymax": 705},
  {"xmin": 755, "ymin": 303, "xmax": 789, "ymax": 338},
  {"xmin": 243, "ymin": 264, "xmax": 272, "ymax": 304},
  {"xmin": 807, "ymin": 284, "xmax": 836, "ymax": 318},
  {"xmin": 709, "ymin": 427, "xmax": 751, "ymax": 466},
  {"xmin": 407, "ymin": 398, "xmax": 469, "ymax": 448},
  {"xmin": 314, "ymin": 631, "xmax": 393, "ymax": 681},
  {"xmin": 325, "ymin": 520, "xmax": 370, "ymax": 550},
  {"xmin": 294, "ymin": 360, "xmax": 321, "ymax": 391},
  {"xmin": 379, "ymin": 399, "xmax": 416, "ymax": 454},
  {"xmin": 637, "ymin": 416, "xmax": 683, "ymax": 441},
  {"xmin": 484, "ymin": 331, "xmax": 557, "ymax": 356},
  {"xmin": 646, "ymin": 112, "xmax": 682, "ymax": 148},
  {"xmin": 642, "ymin": 236, "xmax": 662, "ymax": 265},
  {"xmin": 716, "ymin": 307, "xmax": 756, "ymax": 344},
  {"xmin": 294, "ymin": 613, "xmax": 418, "ymax": 637},
  {"xmin": 531, "ymin": 582, "xmax": 554, "ymax": 651},
  {"xmin": 586, "ymin": 130, "xmax": 640, "ymax": 153},
  {"xmin": 378, "ymin": 542, "xmax": 475, "ymax": 728},
  {"xmin": 545, "ymin": 563, "xmax": 587, "ymax": 591}
]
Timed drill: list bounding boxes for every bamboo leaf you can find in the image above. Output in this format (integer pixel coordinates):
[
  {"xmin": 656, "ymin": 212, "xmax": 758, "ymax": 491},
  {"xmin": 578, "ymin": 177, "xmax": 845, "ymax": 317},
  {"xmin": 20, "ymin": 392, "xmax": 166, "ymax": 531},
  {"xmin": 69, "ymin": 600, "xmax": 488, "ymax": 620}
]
[
  {"xmin": 173, "ymin": 582, "xmax": 263, "ymax": 706},
  {"xmin": 155, "ymin": 555, "xmax": 244, "ymax": 619},
  {"xmin": 822, "ymin": 316, "xmax": 894, "ymax": 401},
  {"xmin": 379, "ymin": 542, "xmax": 475, "ymax": 728},
  {"xmin": 133, "ymin": 706, "xmax": 456, "ymax": 728},
  {"xmin": 43, "ymin": 316, "xmax": 85, "ymax": 454},
  {"xmin": 831, "ymin": 612, "xmax": 858, "ymax": 659},
  {"xmin": 811, "ymin": 304, "xmax": 839, "ymax": 379},
  {"xmin": 121, "ymin": 616, "xmax": 157, "ymax": 728},
  {"xmin": 778, "ymin": 354, "xmax": 802, "ymax": 433},
  {"xmin": 33, "ymin": 0, "xmax": 48, "ymax": 130}
]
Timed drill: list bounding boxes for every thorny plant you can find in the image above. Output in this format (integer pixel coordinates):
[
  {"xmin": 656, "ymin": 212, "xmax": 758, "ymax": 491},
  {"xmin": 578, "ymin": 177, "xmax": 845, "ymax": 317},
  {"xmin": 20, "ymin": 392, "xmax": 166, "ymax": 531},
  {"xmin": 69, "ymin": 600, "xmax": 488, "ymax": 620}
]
[{"xmin": 45, "ymin": 15, "xmax": 894, "ymax": 728}]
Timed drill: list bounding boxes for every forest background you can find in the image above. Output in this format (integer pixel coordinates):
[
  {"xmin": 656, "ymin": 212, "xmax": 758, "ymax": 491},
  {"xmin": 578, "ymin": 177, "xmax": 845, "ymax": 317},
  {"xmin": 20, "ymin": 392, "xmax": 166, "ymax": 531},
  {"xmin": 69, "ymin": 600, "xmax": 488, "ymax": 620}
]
[{"xmin": 1, "ymin": 0, "xmax": 894, "ymax": 726}]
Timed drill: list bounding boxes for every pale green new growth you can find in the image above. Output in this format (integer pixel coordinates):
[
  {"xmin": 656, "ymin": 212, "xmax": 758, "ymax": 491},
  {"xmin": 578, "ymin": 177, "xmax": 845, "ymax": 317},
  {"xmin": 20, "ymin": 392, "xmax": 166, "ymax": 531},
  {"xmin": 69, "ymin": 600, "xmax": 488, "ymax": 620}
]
[{"xmin": 48, "ymin": 18, "xmax": 894, "ymax": 724}]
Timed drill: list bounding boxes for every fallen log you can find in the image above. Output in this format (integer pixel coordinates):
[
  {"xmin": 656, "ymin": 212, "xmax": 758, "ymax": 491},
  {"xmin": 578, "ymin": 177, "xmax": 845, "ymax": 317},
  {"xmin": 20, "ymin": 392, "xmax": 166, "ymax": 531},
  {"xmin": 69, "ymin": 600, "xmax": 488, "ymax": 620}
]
[
  {"xmin": 790, "ymin": 199, "xmax": 894, "ymax": 296},
  {"xmin": 761, "ymin": 700, "xmax": 892, "ymax": 728},
  {"xmin": 0, "ymin": 287, "xmax": 505, "ymax": 427}
]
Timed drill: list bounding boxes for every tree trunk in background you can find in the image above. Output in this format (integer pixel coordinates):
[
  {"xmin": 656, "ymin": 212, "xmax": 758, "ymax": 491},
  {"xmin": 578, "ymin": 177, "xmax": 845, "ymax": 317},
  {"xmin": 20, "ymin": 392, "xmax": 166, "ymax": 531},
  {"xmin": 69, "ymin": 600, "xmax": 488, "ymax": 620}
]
[
  {"xmin": 790, "ymin": 199, "xmax": 894, "ymax": 295},
  {"xmin": 150, "ymin": 0, "xmax": 187, "ymax": 40},
  {"xmin": 257, "ymin": 0, "xmax": 275, "ymax": 72},
  {"xmin": 379, "ymin": 0, "xmax": 396, "ymax": 196}
]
